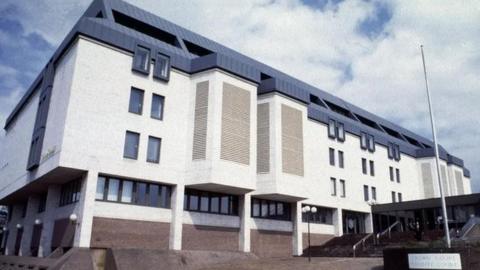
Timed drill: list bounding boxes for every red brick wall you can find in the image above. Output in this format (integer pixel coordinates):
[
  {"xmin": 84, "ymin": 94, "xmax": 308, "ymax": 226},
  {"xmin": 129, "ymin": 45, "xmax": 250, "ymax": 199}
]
[
  {"xmin": 90, "ymin": 217, "xmax": 170, "ymax": 249},
  {"xmin": 182, "ymin": 224, "xmax": 239, "ymax": 251},
  {"xmin": 250, "ymin": 229, "xmax": 293, "ymax": 257}
]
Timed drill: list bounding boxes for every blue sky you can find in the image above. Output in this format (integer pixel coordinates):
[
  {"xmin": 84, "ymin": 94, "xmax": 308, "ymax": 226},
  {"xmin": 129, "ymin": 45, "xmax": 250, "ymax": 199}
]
[{"xmin": 0, "ymin": 0, "xmax": 479, "ymax": 191}]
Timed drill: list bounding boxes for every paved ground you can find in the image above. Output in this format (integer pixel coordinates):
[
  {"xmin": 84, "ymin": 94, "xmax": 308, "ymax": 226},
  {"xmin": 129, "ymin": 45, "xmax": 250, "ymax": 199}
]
[{"xmin": 199, "ymin": 257, "xmax": 383, "ymax": 270}]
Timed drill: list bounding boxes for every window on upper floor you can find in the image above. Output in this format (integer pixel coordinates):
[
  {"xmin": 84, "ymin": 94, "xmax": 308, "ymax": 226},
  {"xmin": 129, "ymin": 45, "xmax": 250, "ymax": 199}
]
[
  {"xmin": 132, "ymin": 45, "xmax": 151, "ymax": 74},
  {"xmin": 388, "ymin": 143, "xmax": 401, "ymax": 161},
  {"xmin": 391, "ymin": 191, "xmax": 396, "ymax": 203},
  {"xmin": 389, "ymin": 167, "xmax": 394, "ymax": 181},
  {"xmin": 251, "ymin": 198, "xmax": 290, "ymax": 221},
  {"xmin": 369, "ymin": 160, "xmax": 375, "ymax": 176},
  {"xmin": 364, "ymin": 185, "xmax": 369, "ymax": 201},
  {"xmin": 396, "ymin": 168, "xmax": 400, "ymax": 183},
  {"xmin": 331, "ymin": 178, "xmax": 337, "ymax": 196},
  {"xmin": 124, "ymin": 131, "xmax": 140, "ymax": 160},
  {"xmin": 147, "ymin": 136, "xmax": 162, "ymax": 163},
  {"xmin": 337, "ymin": 122, "xmax": 345, "ymax": 142},
  {"xmin": 361, "ymin": 132, "xmax": 368, "ymax": 150},
  {"xmin": 371, "ymin": 187, "xmax": 377, "ymax": 201},
  {"xmin": 329, "ymin": 148, "xmax": 335, "ymax": 166},
  {"xmin": 129, "ymin": 87, "xmax": 144, "ymax": 115},
  {"xmin": 151, "ymin": 94, "xmax": 165, "ymax": 120},
  {"xmin": 398, "ymin": 192, "xmax": 402, "ymax": 202},
  {"xmin": 340, "ymin": 179, "xmax": 346, "ymax": 197},
  {"xmin": 328, "ymin": 119, "xmax": 345, "ymax": 142},
  {"xmin": 59, "ymin": 179, "xmax": 82, "ymax": 207},
  {"xmin": 362, "ymin": 158, "xmax": 367, "ymax": 175},
  {"xmin": 367, "ymin": 135, "xmax": 375, "ymax": 152},
  {"xmin": 301, "ymin": 204, "xmax": 333, "ymax": 224},
  {"xmin": 339, "ymin": 151, "xmax": 344, "ymax": 169},
  {"xmin": 328, "ymin": 119, "xmax": 336, "ymax": 139},
  {"xmin": 153, "ymin": 53, "xmax": 170, "ymax": 81},
  {"xmin": 96, "ymin": 175, "xmax": 171, "ymax": 208}
]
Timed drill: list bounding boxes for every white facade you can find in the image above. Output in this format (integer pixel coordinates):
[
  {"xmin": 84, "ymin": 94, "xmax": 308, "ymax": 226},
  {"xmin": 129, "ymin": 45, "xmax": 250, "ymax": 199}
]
[{"xmin": 0, "ymin": 34, "xmax": 472, "ymax": 258}]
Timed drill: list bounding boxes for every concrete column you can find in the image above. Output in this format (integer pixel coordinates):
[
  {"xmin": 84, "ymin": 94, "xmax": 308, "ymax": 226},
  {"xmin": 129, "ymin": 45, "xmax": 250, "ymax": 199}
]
[
  {"xmin": 239, "ymin": 193, "xmax": 251, "ymax": 252},
  {"xmin": 169, "ymin": 184, "xmax": 184, "ymax": 250},
  {"xmin": 5, "ymin": 204, "xmax": 22, "ymax": 255},
  {"xmin": 333, "ymin": 208, "xmax": 343, "ymax": 236},
  {"xmin": 20, "ymin": 196, "xmax": 40, "ymax": 256},
  {"xmin": 74, "ymin": 170, "xmax": 98, "ymax": 247},
  {"xmin": 292, "ymin": 202, "xmax": 302, "ymax": 256},
  {"xmin": 38, "ymin": 184, "xmax": 61, "ymax": 257},
  {"xmin": 365, "ymin": 212, "xmax": 374, "ymax": 233}
]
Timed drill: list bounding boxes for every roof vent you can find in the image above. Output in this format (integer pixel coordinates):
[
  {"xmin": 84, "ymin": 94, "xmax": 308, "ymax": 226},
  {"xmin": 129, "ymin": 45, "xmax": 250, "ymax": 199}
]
[
  {"xmin": 113, "ymin": 10, "xmax": 182, "ymax": 49},
  {"xmin": 183, "ymin": 39, "xmax": 213, "ymax": 57},
  {"xmin": 354, "ymin": 114, "xmax": 382, "ymax": 131},
  {"xmin": 261, "ymin": 73, "xmax": 272, "ymax": 81},
  {"xmin": 404, "ymin": 135, "xmax": 424, "ymax": 148},
  {"xmin": 309, "ymin": 94, "xmax": 326, "ymax": 108},
  {"xmin": 381, "ymin": 125, "xmax": 405, "ymax": 141},
  {"xmin": 324, "ymin": 100, "xmax": 355, "ymax": 119}
]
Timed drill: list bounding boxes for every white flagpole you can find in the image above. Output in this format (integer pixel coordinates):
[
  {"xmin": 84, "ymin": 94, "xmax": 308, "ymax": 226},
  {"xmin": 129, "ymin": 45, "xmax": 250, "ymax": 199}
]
[{"xmin": 420, "ymin": 45, "xmax": 451, "ymax": 248}]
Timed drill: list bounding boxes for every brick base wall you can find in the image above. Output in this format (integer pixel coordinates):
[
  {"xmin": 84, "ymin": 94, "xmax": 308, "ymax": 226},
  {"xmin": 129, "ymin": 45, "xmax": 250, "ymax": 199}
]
[
  {"xmin": 250, "ymin": 229, "xmax": 293, "ymax": 258},
  {"xmin": 182, "ymin": 224, "xmax": 239, "ymax": 251},
  {"xmin": 302, "ymin": 233, "xmax": 334, "ymax": 249},
  {"xmin": 90, "ymin": 217, "xmax": 170, "ymax": 249}
]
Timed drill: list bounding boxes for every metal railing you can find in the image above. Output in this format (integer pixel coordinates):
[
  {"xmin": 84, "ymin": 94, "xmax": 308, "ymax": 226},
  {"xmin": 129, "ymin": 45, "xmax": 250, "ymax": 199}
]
[
  {"xmin": 353, "ymin": 233, "xmax": 374, "ymax": 257},
  {"xmin": 376, "ymin": 220, "xmax": 403, "ymax": 242}
]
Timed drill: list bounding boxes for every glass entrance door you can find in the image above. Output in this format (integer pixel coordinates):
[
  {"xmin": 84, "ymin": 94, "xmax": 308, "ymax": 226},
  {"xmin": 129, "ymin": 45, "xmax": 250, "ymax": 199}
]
[{"xmin": 343, "ymin": 210, "xmax": 366, "ymax": 234}]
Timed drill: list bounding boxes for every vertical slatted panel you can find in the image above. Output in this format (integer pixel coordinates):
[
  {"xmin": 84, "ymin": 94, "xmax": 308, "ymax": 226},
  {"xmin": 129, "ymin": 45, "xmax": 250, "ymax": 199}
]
[
  {"xmin": 281, "ymin": 105, "xmax": 304, "ymax": 176},
  {"xmin": 257, "ymin": 103, "xmax": 270, "ymax": 173},
  {"xmin": 440, "ymin": 165, "xmax": 449, "ymax": 196},
  {"xmin": 448, "ymin": 168, "xmax": 456, "ymax": 195},
  {"xmin": 220, "ymin": 82, "xmax": 251, "ymax": 165},
  {"xmin": 455, "ymin": 171, "xmax": 464, "ymax": 195},
  {"xmin": 192, "ymin": 81, "xmax": 209, "ymax": 160},
  {"xmin": 421, "ymin": 163, "xmax": 434, "ymax": 198}
]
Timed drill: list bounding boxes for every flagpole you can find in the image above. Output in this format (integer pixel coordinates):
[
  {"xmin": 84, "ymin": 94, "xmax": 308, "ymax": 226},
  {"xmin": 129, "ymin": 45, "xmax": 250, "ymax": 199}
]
[{"xmin": 420, "ymin": 45, "xmax": 451, "ymax": 248}]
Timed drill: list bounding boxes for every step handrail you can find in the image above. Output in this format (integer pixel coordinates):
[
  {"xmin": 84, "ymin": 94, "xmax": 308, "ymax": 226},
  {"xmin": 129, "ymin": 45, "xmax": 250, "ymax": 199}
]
[
  {"xmin": 353, "ymin": 233, "xmax": 374, "ymax": 257},
  {"xmin": 376, "ymin": 220, "xmax": 403, "ymax": 241}
]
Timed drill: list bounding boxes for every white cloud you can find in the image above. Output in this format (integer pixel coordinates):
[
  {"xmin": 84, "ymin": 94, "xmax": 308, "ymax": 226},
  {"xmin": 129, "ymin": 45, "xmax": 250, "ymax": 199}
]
[{"xmin": 1, "ymin": 0, "xmax": 479, "ymax": 190}]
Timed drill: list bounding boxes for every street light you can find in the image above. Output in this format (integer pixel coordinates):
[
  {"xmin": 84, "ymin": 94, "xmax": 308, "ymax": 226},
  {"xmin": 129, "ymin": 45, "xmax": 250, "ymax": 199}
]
[{"xmin": 302, "ymin": 205, "xmax": 317, "ymax": 262}]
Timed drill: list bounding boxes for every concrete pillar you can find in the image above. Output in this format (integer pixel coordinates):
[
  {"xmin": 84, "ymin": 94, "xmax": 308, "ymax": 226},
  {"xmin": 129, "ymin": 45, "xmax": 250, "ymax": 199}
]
[
  {"xmin": 20, "ymin": 196, "xmax": 40, "ymax": 256},
  {"xmin": 5, "ymin": 204, "xmax": 22, "ymax": 255},
  {"xmin": 239, "ymin": 193, "xmax": 251, "ymax": 252},
  {"xmin": 39, "ymin": 184, "xmax": 60, "ymax": 257},
  {"xmin": 292, "ymin": 202, "xmax": 302, "ymax": 256},
  {"xmin": 74, "ymin": 170, "xmax": 98, "ymax": 247},
  {"xmin": 169, "ymin": 184, "xmax": 184, "ymax": 250},
  {"xmin": 365, "ymin": 212, "xmax": 374, "ymax": 233},
  {"xmin": 333, "ymin": 208, "xmax": 343, "ymax": 236}
]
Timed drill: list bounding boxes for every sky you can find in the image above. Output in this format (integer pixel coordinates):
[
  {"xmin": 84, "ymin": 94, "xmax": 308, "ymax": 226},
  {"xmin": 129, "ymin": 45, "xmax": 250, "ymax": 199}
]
[{"xmin": 0, "ymin": 0, "xmax": 479, "ymax": 190}]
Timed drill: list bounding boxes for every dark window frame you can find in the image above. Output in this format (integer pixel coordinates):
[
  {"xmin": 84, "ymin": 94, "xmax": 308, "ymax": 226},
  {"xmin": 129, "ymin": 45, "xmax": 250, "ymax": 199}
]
[
  {"xmin": 59, "ymin": 179, "xmax": 82, "ymax": 207},
  {"xmin": 367, "ymin": 134, "xmax": 375, "ymax": 152},
  {"xmin": 364, "ymin": 185, "xmax": 369, "ymax": 201},
  {"xmin": 96, "ymin": 175, "xmax": 171, "ymax": 209},
  {"xmin": 251, "ymin": 198, "xmax": 291, "ymax": 221},
  {"xmin": 392, "ymin": 191, "xmax": 396, "ymax": 203},
  {"xmin": 396, "ymin": 168, "xmax": 401, "ymax": 183},
  {"xmin": 331, "ymin": 177, "xmax": 337, "ymax": 196},
  {"xmin": 371, "ymin": 186, "xmax": 377, "ymax": 201},
  {"xmin": 128, "ymin": 87, "xmax": 144, "ymax": 115},
  {"xmin": 339, "ymin": 179, "xmax": 346, "ymax": 198},
  {"xmin": 147, "ymin": 136, "xmax": 162, "ymax": 164},
  {"xmin": 123, "ymin": 131, "xmax": 140, "ymax": 160},
  {"xmin": 389, "ymin": 166, "xmax": 394, "ymax": 182},
  {"xmin": 184, "ymin": 188, "xmax": 238, "ymax": 216},
  {"xmin": 336, "ymin": 122, "xmax": 345, "ymax": 142},
  {"xmin": 360, "ymin": 132, "xmax": 368, "ymax": 150},
  {"xmin": 329, "ymin": 148, "xmax": 335, "ymax": 166},
  {"xmin": 301, "ymin": 204, "xmax": 333, "ymax": 225},
  {"xmin": 153, "ymin": 52, "xmax": 171, "ymax": 81},
  {"xmin": 362, "ymin": 158, "xmax": 367, "ymax": 175},
  {"xmin": 328, "ymin": 119, "xmax": 336, "ymax": 139},
  {"xmin": 369, "ymin": 160, "xmax": 375, "ymax": 176},
  {"xmin": 132, "ymin": 44, "xmax": 151, "ymax": 75},
  {"xmin": 338, "ymin": 150, "xmax": 344, "ymax": 169},
  {"xmin": 150, "ymin": 94, "xmax": 165, "ymax": 120}
]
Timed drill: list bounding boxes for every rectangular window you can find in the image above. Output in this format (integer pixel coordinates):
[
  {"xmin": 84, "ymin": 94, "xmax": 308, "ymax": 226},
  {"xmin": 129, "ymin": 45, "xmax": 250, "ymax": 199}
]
[
  {"xmin": 153, "ymin": 53, "xmax": 170, "ymax": 81},
  {"xmin": 96, "ymin": 176, "xmax": 106, "ymax": 200},
  {"xmin": 331, "ymin": 178, "xmax": 337, "ymax": 196},
  {"xmin": 329, "ymin": 148, "xmax": 335, "ymax": 166},
  {"xmin": 394, "ymin": 145, "xmax": 401, "ymax": 161},
  {"xmin": 371, "ymin": 187, "xmax": 377, "ymax": 201},
  {"xmin": 121, "ymin": 181, "xmax": 133, "ymax": 203},
  {"xmin": 362, "ymin": 158, "xmax": 367, "ymax": 175},
  {"xmin": 338, "ymin": 151, "xmax": 344, "ymax": 168},
  {"xmin": 107, "ymin": 178, "xmax": 120, "ymax": 201},
  {"xmin": 360, "ymin": 132, "xmax": 368, "ymax": 149},
  {"xmin": 251, "ymin": 198, "xmax": 291, "ymax": 221},
  {"xmin": 364, "ymin": 185, "xmax": 369, "ymax": 201},
  {"xmin": 135, "ymin": 183, "xmax": 148, "ymax": 206},
  {"xmin": 147, "ymin": 136, "xmax": 161, "ymax": 163},
  {"xmin": 328, "ymin": 119, "xmax": 336, "ymax": 138},
  {"xmin": 150, "ymin": 94, "xmax": 165, "ymax": 120},
  {"xmin": 124, "ymin": 131, "xmax": 140, "ymax": 159},
  {"xmin": 396, "ymin": 168, "xmax": 400, "ymax": 183},
  {"xmin": 388, "ymin": 143, "xmax": 394, "ymax": 159},
  {"xmin": 336, "ymin": 122, "xmax": 345, "ymax": 142},
  {"xmin": 38, "ymin": 193, "xmax": 47, "ymax": 213},
  {"xmin": 392, "ymin": 191, "xmax": 396, "ymax": 203},
  {"xmin": 132, "ymin": 45, "xmax": 151, "ymax": 74},
  {"xmin": 389, "ymin": 167, "xmax": 394, "ymax": 181},
  {"xmin": 369, "ymin": 160, "xmax": 375, "ymax": 176},
  {"xmin": 184, "ymin": 189, "xmax": 238, "ymax": 216},
  {"xmin": 59, "ymin": 179, "xmax": 82, "ymax": 206},
  {"xmin": 128, "ymin": 87, "xmax": 144, "ymax": 115},
  {"xmin": 340, "ymin": 179, "xmax": 346, "ymax": 198},
  {"xmin": 301, "ymin": 205, "xmax": 333, "ymax": 225},
  {"xmin": 149, "ymin": 184, "xmax": 160, "ymax": 207},
  {"xmin": 398, "ymin": 193, "xmax": 402, "ymax": 202},
  {"xmin": 368, "ymin": 135, "xmax": 375, "ymax": 152}
]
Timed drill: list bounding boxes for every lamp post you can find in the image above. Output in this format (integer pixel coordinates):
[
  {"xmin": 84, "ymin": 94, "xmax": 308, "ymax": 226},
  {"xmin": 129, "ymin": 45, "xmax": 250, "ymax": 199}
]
[{"xmin": 302, "ymin": 205, "xmax": 317, "ymax": 262}]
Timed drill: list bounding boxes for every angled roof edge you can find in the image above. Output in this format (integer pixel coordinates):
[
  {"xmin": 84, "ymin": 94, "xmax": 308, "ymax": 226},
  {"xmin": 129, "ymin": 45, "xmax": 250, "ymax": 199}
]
[{"xmin": 3, "ymin": 0, "xmax": 469, "ymax": 174}]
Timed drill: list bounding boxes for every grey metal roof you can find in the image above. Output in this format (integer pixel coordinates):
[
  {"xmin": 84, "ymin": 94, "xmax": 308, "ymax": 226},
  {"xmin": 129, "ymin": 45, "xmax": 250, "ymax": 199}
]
[{"xmin": 3, "ymin": 0, "xmax": 470, "ymax": 177}]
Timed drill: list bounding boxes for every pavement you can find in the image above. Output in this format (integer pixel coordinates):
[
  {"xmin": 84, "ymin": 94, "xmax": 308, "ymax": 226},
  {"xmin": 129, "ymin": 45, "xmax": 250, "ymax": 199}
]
[{"xmin": 198, "ymin": 257, "xmax": 384, "ymax": 270}]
